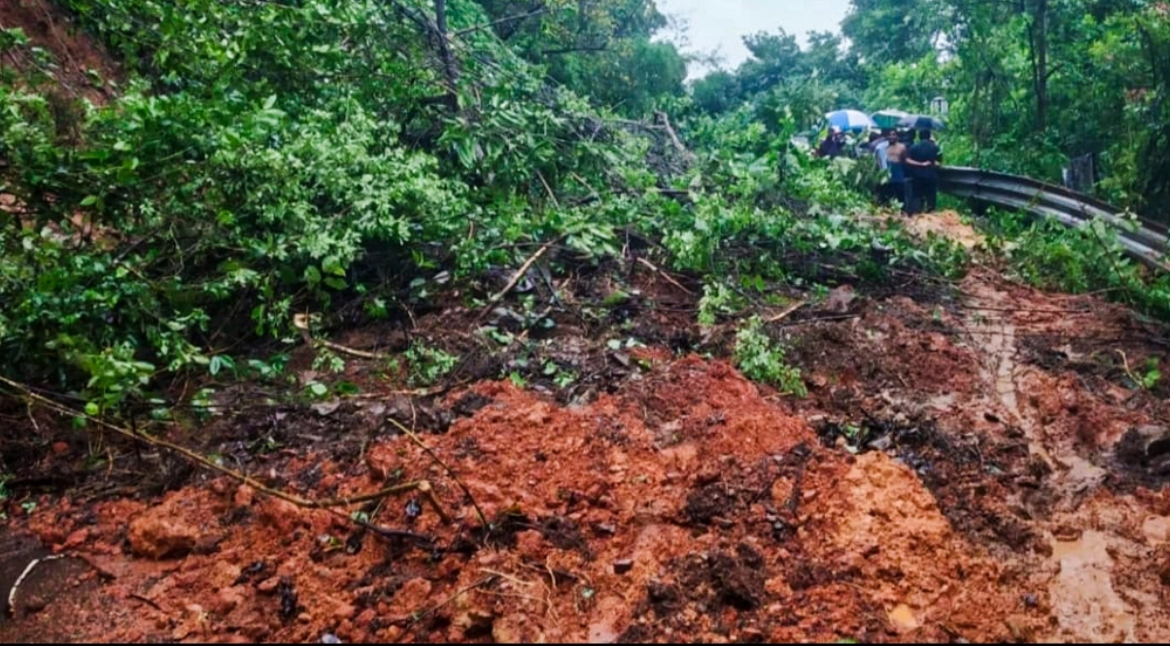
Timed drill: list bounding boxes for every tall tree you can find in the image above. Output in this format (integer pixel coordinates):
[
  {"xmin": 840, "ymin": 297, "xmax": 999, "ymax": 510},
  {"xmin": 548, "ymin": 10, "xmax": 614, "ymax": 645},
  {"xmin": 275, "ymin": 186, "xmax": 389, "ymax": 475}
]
[
  {"xmin": 841, "ymin": 0, "xmax": 951, "ymax": 66},
  {"xmin": 471, "ymin": 0, "xmax": 687, "ymax": 115}
]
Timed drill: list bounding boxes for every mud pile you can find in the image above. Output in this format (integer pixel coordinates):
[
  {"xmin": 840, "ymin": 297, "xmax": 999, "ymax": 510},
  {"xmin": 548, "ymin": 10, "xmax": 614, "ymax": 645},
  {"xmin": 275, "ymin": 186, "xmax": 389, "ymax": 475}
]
[{"xmin": 4, "ymin": 356, "xmax": 1038, "ymax": 644}]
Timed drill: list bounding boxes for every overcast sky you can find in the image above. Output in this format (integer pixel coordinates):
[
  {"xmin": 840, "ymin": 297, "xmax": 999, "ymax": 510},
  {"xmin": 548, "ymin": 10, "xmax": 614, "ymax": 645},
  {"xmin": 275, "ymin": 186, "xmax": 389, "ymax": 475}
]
[{"xmin": 655, "ymin": 0, "xmax": 854, "ymax": 79}]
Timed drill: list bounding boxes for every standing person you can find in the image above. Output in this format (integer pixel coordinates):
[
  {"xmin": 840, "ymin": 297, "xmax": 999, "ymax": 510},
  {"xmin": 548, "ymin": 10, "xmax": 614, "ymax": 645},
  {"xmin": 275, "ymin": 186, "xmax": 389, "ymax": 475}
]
[
  {"xmin": 872, "ymin": 129, "xmax": 892, "ymax": 203},
  {"xmin": 905, "ymin": 130, "xmax": 942, "ymax": 214},
  {"xmin": 872, "ymin": 130, "xmax": 891, "ymax": 171},
  {"xmin": 817, "ymin": 126, "xmax": 845, "ymax": 159},
  {"xmin": 884, "ymin": 129, "xmax": 908, "ymax": 210}
]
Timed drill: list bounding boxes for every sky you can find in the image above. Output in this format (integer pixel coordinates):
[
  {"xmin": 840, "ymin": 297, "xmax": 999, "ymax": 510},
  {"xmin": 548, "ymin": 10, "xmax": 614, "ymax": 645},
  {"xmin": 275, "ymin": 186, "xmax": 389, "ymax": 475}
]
[{"xmin": 655, "ymin": 0, "xmax": 854, "ymax": 79}]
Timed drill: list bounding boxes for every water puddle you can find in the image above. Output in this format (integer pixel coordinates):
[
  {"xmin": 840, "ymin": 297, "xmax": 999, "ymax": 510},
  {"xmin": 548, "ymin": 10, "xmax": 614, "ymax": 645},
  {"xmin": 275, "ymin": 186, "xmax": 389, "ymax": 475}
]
[{"xmin": 1047, "ymin": 530, "xmax": 1135, "ymax": 642}]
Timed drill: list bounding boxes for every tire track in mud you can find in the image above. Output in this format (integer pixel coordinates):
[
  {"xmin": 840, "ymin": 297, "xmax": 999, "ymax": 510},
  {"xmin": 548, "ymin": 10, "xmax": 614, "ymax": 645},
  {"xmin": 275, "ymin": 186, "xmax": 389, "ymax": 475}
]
[{"xmin": 959, "ymin": 275, "xmax": 1138, "ymax": 642}]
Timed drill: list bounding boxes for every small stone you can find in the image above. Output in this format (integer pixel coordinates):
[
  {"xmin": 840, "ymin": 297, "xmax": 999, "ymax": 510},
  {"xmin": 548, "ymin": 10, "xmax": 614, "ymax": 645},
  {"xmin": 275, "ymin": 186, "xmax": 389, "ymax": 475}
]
[
  {"xmin": 320, "ymin": 634, "xmax": 342, "ymax": 644},
  {"xmin": 1022, "ymin": 593, "xmax": 1038, "ymax": 608},
  {"xmin": 212, "ymin": 586, "xmax": 244, "ymax": 614},
  {"xmin": 234, "ymin": 486, "xmax": 255, "ymax": 508},
  {"xmin": 592, "ymin": 523, "xmax": 616, "ymax": 536},
  {"xmin": 298, "ymin": 612, "xmax": 313, "ymax": 624},
  {"xmin": 888, "ymin": 604, "xmax": 919, "ymax": 632},
  {"xmin": 613, "ymin": 559, "xmax": 634, "ymax": 575},
  {"xmin": 333, "ymin": 602, "xmax": 356, "ymax": 621},
  {"xmin": 63, "ymin": 528, "xmax": 89, "ymax": 549},
  {"xmin": 128, "ymin": 510, "xmax": 200, "ymax": 560},
  {"xmin": 257, "ymin": 577, "xmax": 281, "ymax": 594}
]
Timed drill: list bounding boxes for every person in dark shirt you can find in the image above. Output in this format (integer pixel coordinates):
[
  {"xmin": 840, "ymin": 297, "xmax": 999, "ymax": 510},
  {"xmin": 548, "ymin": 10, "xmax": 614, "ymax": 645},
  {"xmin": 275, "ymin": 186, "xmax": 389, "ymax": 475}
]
[
  {"xmin": 817, "ymin": 126, "xmax": 845, "ymax": 159},
  {"xmin": 904, "ymin": 130, "xmax": 942, "ymax": 214}
]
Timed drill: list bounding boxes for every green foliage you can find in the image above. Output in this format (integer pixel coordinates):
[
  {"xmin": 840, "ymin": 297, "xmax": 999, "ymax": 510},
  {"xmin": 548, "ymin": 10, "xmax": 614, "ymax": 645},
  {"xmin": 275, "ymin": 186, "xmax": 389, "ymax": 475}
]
[
  {"xmin": 984, "ymin": 209, "xmax": 1170, "ymax": 320},
  {"xmin": 1138, "ymin": 358, "xmax": 1162, "ymax": 391},
  {"xmin": 405, "ymin": 343, "xmax": 458, "ymax": 387},
  {"xmin": 733, "ymin": 316, "xmax": 806, "ymax": 396},
  {"xmin": 4, "ymin": 0, "xmax": 1150, "ymax": 426}
]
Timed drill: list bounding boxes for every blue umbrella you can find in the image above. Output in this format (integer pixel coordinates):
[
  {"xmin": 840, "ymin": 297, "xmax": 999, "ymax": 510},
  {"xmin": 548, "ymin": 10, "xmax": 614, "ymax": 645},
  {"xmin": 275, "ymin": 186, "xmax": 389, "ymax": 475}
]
[{"xmin": 825, "ymin": 109, "xmax": 877, "ymax": 133}]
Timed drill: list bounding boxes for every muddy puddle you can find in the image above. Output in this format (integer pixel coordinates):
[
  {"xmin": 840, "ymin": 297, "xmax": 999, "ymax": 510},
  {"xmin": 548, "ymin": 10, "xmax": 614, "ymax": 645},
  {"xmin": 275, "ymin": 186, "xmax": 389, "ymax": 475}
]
[{"xmin": 4, "ymin": 218, "xmax": 1170, "ymax": 643}]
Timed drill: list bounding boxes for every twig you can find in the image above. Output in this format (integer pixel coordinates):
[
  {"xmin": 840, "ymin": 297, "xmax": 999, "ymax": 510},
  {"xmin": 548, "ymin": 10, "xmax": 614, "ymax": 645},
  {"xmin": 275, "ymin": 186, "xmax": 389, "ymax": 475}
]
[
  {"xmin": 474, "ymin": 238, "xmax": 561, "ymax": 323},
  {"xmin": 776, "ymin": 314, "xmax": 861, "ymax": 326},
  {"xmin": 453, "ymin": 7, "xmax": 545, "ymax": 36},
  {"xmin": 127, "ymin": 592, "xmax": 165, "ymax": 613},
  {"xmin": 0, "ymin": 376, "xmax": 440, "ymax": 531},
  {"xmin": 415, "ymin": 479, "xmax": 454, "ymax": 525},
  {"xmin": 385, "ymin": 417, "xmax": 487, "ymax": 530},
  {"xmin": 634, "ymin": 257, "xmax": 693, "ymax": 295},
  {"xmin": 25, "ymin": 399, "xmax": 40, "ymax": 434},
  {"xmin": 536, "ymin": 170, "xmax": 560, "ymax": 209},
  {"xmin": 653, "ymin": 110, "xmax": 694, "ymax": 160},
  {"xmin": 391, "ymin": 575, "xmax": 498, "ymax": 641},
  {"xmin": 1116, "ymin": 349, "xmax": 1147, "ymax": 389},
  {"xmin": 292, "ymin": 314, "xmax": 391, "ymax": 360},
  {"xmin": 765, "ymin": 300, "xmax": 807, "ymax": 323}
]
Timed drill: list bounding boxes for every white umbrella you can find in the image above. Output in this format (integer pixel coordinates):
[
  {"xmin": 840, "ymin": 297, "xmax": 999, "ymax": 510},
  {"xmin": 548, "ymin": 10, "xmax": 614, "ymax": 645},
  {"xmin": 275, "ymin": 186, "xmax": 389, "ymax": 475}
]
[{"xmin": 825, "ymin": 109, "xmax": 877, "ymax": 133}]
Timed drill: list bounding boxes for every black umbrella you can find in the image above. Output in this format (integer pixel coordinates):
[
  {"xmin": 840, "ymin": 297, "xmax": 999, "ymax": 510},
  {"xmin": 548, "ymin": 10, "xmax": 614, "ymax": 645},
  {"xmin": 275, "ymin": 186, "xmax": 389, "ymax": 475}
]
[{"xmin": 897, "ymin": 114, "xmax": 945, "ymax": 131}]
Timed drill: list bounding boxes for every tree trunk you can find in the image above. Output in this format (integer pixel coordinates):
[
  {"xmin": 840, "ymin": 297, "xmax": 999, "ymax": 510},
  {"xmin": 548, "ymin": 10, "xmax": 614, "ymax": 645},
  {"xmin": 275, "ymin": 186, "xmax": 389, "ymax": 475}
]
[
  {"xmin": 433, "ymin": 0, "xmax": 459, "ymax": 110},
  {"xmin": 1031, "ymin": 0, "xmax": 1049, "ymax": 132}
]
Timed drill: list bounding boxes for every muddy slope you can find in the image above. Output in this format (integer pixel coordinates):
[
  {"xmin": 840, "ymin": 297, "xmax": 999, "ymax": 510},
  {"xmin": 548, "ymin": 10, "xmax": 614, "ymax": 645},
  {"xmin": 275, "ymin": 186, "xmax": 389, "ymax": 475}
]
[{"xmin": 4, "ymin": 215, "xmax": 1170, "ymax": 643}]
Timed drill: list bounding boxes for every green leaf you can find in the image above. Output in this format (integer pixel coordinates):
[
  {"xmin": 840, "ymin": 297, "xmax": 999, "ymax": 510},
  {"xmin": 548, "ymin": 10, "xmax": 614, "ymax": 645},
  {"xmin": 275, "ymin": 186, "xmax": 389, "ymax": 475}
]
[
  {"xmin": 84, "ymin": 402, "xmax": 99, "ymax": 416},
  {"xmin": 322, "ymin": 256, "xmax": 346, "ymax": 277}
]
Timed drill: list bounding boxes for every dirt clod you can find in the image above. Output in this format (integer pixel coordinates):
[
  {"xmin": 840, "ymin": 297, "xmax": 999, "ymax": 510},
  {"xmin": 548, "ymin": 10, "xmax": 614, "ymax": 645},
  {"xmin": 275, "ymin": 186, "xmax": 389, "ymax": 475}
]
[{"xmin": 128, "ymin": 506, "xmax": 201, "ymax": 560}]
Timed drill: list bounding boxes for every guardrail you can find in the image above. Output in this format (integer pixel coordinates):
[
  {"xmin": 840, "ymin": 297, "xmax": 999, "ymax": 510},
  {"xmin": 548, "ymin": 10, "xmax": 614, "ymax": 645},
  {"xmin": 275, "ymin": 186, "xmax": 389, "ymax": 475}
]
[{"xmin": 938, "ymin": 166, "xmax": 1169, "ymax": 270}]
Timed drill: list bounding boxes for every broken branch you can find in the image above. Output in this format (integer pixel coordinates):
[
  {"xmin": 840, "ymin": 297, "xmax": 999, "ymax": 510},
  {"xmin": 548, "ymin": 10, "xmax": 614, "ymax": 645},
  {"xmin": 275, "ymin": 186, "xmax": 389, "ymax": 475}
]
[
  {"xmin": 474, "ymin": 237, "xmax": 562, "ymax": 323},
  {"xmin": 386, "ymin": 416, "xmax": 489, "ymax": 530},
  {"xmin": 765, "ymin": 300, "xmax": 807, "ymax": 323},
  {"xmin": 635, "ymin": 256, "xmax": 693, "ymax": 295},
  {"xmin": 0, "ymin": 376, "xmax": 440, "ymax": 540}
]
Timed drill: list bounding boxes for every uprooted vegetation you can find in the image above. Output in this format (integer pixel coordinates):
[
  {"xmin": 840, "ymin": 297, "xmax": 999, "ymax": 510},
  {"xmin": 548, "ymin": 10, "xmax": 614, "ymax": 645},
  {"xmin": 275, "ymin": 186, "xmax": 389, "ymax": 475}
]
[{"xmin": 5, "ymin": 1, "xmax": 1170, "ymax": 644}]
